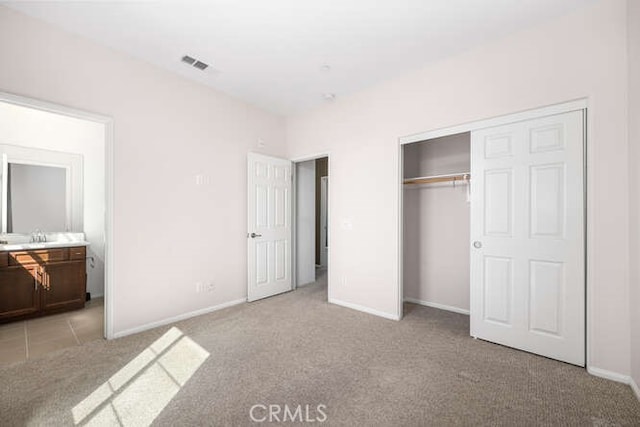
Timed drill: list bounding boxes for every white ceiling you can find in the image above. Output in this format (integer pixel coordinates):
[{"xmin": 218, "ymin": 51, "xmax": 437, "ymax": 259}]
[{"xmin": 3, "ymin": 0, "xmax": 595, "ymax": 115}]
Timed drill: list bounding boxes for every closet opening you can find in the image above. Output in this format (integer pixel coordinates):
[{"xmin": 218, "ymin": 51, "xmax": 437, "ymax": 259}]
[
  {"xmin": 402, "ymin": 132, "xmax": 471, "ymax": 317},
  {"xmin": 399, "ymin": 103, "xmax": 587, "ymax": 367},
  {"xmin": 293, "ymin": 156, "xmax": 329, "ymax": 294}
]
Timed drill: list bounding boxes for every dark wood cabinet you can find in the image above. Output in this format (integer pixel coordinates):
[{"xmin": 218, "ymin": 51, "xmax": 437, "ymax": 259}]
[
  {"xmin": 0, "ymin": 246, "xmax": 86, "ymax": 323},
  {"xmin": 0, "ymin": 266, "xmax": 40, "ymax": 321},
  {"xmin": 41, "ymin": 260, "xmax": 86, "ymax": 313}
]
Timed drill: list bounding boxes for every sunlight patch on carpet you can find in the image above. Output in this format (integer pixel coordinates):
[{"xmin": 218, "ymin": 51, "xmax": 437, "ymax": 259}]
[{"xmin": 72, "ymin": 327, "xmax": 209, "ymax": 426}]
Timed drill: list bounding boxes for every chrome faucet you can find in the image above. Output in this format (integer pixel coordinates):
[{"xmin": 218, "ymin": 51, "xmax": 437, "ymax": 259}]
[{"xmin": 30, "ymin": 229, "xmax": 47, "ymax": 243}]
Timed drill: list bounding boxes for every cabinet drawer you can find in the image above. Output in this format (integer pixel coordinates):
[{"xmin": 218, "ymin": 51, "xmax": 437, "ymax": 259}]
[
  {"xmin": 9, "ymin": 249, "xmax": 69, "ymax": 266},
  {"xmin": 0, "ymin": 252, "xmax": 7, "ymax": 268},
  {"xmin": 69, "ymin": 246, "xmax": 86, "ymax": 260}
]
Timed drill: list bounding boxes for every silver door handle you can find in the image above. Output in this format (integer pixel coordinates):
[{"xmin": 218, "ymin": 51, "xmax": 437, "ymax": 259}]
[
  {"xmin": 250, "ymin": 233, "xmax": 262, "ymax": 238},
  {"xmin": 473, "ymin": 241, "xmax": 482, "ymax": 249}
]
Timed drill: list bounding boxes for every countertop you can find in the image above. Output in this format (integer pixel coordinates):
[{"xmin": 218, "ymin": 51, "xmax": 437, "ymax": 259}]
[{"xmin": 0, "ymin": 241, "xmax": 90, "ymax": 251}]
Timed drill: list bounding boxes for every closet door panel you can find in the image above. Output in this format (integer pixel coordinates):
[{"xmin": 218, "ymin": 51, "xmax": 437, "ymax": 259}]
[
  {"xmin": 484, "ymin": 134, "xmax": 514, "ymax": 159},
  {"xmin": 529, "ymin": 163, "xmax": 565, "ymax": 239},
  {"xmin": 528, "ymin": 260, "xmax": 564, "ymax": 337},
  {"xmin": 483, "ymin": 169, "xmax": 514, "ymax": 237},
  {"xmin": 470, "ymin": 110, "xmax": 584, "ymax": 367},
  {"xmin": 482, "ymin": 256, "xmax": 513, "ymax": 326}
]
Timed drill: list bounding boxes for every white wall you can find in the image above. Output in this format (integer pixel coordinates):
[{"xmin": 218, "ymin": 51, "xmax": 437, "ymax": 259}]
[
  {"xmin": 9, "ymin": 163, "xmax": 67, "ymax": 233},
  {"xmin": 0, "ymin": 103, "xmax": 106, "ymax": 297},
  {"xmin": 403, "ymin": 134, "xmax": 470, "ymax": 311},
  {"xmin": 0, "ymin": 5, "xmax": 286, "ymax": 335},
  {"xmin": 627, "ymin": 0, "xmax": 640, "ymax": 392},
  {"xmin": 286, "ymin": 0, "xmax": 631, "ymax": 376},
  {"xmin": 296, "ymin": 160, "xmax": 316, "ymax": 286}
]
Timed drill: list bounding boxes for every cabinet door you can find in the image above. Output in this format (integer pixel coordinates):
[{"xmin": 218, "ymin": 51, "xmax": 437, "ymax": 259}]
[
  {"xmin": 0, "ymin": 266, "xmax": 40, "ymax": 321},
  {"xmin": 41, "ymin": 261, "xmax": 86, "ymax": 313}
]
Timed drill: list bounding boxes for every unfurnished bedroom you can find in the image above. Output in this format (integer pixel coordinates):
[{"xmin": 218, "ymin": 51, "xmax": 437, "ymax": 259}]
[{"xmin": 0, "ymin": 0, "xmax": 639, "ymax": 425}]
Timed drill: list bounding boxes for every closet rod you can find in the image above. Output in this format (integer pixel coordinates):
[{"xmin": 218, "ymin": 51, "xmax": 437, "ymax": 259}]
[{"xmin": 403, "ymin": 172, "xmax": 470, "ymax": 185}]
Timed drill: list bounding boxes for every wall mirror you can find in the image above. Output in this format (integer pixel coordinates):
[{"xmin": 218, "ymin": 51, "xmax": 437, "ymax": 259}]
[{"xmin": 0, "ymin": 145, "xmax": 83, "ymax": 234}]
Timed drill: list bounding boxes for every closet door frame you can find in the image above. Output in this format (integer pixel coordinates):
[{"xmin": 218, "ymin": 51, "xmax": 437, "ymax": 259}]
[{"xmin": 397, "ymin": 99, "xmax": 588, "ymax": 364}]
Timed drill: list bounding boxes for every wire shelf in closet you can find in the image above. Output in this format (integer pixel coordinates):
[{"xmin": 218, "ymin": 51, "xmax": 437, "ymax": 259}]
[{"xmin": 403, "ymin": 172, "xmax": 470, "ymax": 185}]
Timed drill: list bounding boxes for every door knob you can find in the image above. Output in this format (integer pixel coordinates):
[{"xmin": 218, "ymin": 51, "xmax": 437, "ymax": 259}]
[
  {"xmin": 473, "ymin": 241, "xmax": 482, "ymax": 249},
  {"xmin": 250, "ymin": 232, "xmax": 262, "ymax": 238}
]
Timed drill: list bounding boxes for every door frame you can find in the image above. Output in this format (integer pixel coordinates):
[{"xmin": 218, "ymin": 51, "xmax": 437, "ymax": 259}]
[
  {"xmin": 320, "ymin": 176, "xmax": 329, "ymax": 267},
  {"xmin": 0, "ymin": 91, "xmax": 115, "ymax": 340},
  {"xmin": 397, "ymin": 98, "xmax": 589, "ymax": 365},
  {"xmin": 291, "ymin": 153, "xmax": 331, "ymax": 298}
]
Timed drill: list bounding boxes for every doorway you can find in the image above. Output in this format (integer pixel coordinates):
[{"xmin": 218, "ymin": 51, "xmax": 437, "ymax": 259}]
[
  {"xmin": 245, "ymin": 153, "xmax": 330, "ymax": 302},
  {"xmin": 0, "ymin": 92, "xmax": 113, "ymax": 365},
  {"xmin": 294, "ymin": 156, "xmax": 329, "ymax": 291},
  {"xmin": 399, "ymin": 101, "xmax": 587, "ymax": 367}
]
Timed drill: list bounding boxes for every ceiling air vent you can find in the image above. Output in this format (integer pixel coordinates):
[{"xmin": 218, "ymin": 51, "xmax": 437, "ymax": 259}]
[
  {"xmin": 193, "ymin": 61, "xmax": 209, "ymax": 70},
  {"xmin": 181, "ymin": 55, "xmax": 209, "ymax": 71}
]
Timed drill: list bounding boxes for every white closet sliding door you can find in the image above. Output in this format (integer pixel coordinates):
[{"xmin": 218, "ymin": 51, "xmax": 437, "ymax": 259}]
[{"xmin": 470, "ymin": 110, "xmax": 585, "ymax": 366}]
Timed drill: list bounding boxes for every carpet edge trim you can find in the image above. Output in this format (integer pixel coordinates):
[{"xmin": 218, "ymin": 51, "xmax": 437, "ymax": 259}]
[
  {"xmin": 404, "ymin": 298, "xmax": 470, "ymax": 315},
  {"xmin": 112, "ymin": 298, "xmax": 246, "ymax": 339}
]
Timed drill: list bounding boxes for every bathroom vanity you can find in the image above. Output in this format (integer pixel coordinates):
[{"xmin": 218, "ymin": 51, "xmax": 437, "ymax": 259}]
[
  {"xmin": 0, "ymin": 243, "xmax": 88, "ymax": 323},
  {"xmin": 0, "ymin": 145, "xmax": 94, "ymax": 323}
]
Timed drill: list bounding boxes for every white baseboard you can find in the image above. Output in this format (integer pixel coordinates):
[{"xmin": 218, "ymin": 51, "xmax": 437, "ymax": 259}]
[
  {"xmin": 580, "ymin": 367, "xmax": 640, "ymax": 403},
  {"xmin": 328, "ymin": 298, "xmax": 400, "ymax": 321},
  {"xmin": 631, "ymin": 377, "xmax": 640, "ymax": 402},
  {"xmin": 113, "ymin": 298, "xmax": 246, "ymax": 339},
  {"xmin": 587, "ymin": 366, "xmax": 640, "ymax": 402},
  {"xmin": 296, "ymin": 280, "xmax": 315, "ymax": 288},
  {"xmin": 587, "ymin": 366, "xmax": 631, "ymax": 384},
  {"xmin": 404, "ymin": 297, "xmax": 470, "ymax": 315}
]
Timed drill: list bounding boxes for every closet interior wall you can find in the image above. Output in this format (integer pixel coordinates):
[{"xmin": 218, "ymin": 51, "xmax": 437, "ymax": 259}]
[{"xmin": 403, "ymin": 132, "xmax": 471, "ymax": 313}]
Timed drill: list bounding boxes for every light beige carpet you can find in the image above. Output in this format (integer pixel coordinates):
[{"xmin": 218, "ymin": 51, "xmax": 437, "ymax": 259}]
[{"xmin": 1, "ymin": 274, "xmax": 639, "ymax": 426}]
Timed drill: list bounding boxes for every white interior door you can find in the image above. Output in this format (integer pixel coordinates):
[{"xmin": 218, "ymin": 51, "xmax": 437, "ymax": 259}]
[
  {"xmin": 470, "ymin": 110, "xmax": 585, "ymax": 366},
  {"xmin": 247, "ymin": 153, "xmax": 293, "ymax": 302}
]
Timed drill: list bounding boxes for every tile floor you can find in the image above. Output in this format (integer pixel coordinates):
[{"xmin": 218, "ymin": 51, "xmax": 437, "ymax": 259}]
[{"xmin": 0, "ymin": 297, "xmax": 104, "ymax": 365}]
